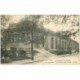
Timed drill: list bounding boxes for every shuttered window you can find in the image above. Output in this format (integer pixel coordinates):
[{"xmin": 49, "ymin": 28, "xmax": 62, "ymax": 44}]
[{"xmin": 51, "ymin": 37, "xmax": 53, "ymax": 49}]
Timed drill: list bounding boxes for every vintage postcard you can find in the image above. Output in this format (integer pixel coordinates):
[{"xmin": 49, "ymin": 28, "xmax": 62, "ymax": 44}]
[{"xmin": 0, "ymin": 15, "xmax": 80, "ymax": 64}]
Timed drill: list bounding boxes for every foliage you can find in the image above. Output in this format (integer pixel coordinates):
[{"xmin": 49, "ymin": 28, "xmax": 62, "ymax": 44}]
[{"xmin": 1, "ymin": 15, "xmax": 11, "ymax": 27}]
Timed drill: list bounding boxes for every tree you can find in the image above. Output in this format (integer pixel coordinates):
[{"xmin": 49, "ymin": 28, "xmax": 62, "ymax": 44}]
[
  {"xmin": 1, "ymin": 15, "xmax": 11, "ymax": 28},
  {"xmin": 1, "ymin": 15, "xmax": 11, "ymax": 47},
  {"xmin": 42, "ymin": 15, "xmax": 79, "ymax": 39},
  {"xmin": 14, "ymin": 16, "xmax": 42, "ymax": 60}
]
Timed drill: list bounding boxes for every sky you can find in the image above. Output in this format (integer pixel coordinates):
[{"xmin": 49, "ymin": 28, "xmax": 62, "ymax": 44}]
[{"xmin": 8, "ymin": 15, "xmax": 25, "ymax": 23}]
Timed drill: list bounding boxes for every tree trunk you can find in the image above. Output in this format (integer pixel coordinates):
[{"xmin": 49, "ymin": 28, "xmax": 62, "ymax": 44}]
[{"xmin": 31, "ymin": 33, "xmax": 34, "ymax": 60}]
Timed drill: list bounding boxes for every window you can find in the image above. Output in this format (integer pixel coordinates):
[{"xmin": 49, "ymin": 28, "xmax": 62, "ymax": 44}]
[{"xmin": 51, "ymin": 37, "xmax": 53, "ymax": 49}]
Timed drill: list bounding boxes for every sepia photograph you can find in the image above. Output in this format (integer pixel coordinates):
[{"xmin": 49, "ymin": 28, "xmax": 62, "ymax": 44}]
[{"xmin": 0, "ymin": 15, "xmax": 80, "ymax": 64}]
